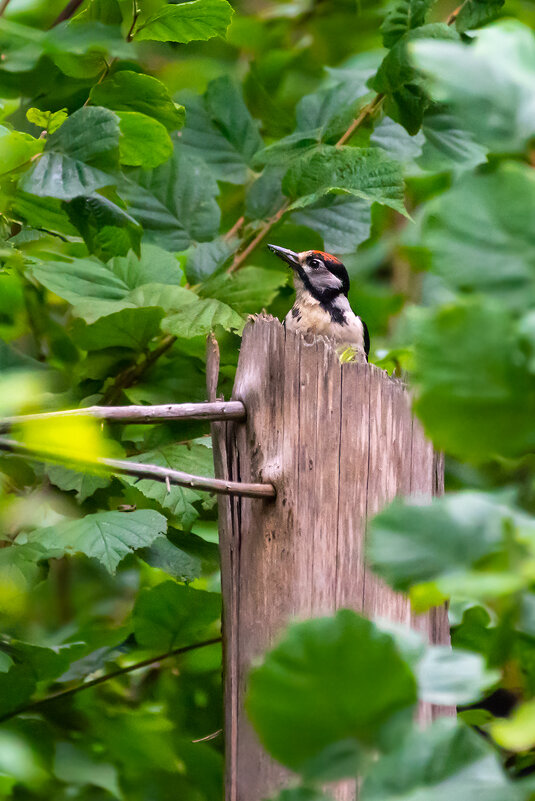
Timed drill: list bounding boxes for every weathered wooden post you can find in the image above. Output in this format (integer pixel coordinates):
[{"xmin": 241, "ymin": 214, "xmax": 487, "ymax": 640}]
[{"xmin": 208, "ymin": 315, "xmax": 449, "ymax": 801}]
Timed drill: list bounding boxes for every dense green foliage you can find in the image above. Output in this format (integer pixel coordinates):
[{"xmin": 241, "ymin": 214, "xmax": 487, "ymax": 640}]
[{"xmin": 1, "ymin": 0, "xmax": 535, "ymax": 798}]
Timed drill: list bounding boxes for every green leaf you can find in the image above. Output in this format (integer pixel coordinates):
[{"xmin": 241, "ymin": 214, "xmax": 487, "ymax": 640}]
[
  {"xmin": 72, "ymin": 306, "xmax": 164, "ymax": 351},
  {"xmin": 282, "ymin": 146, "xmax": 407, "ymax": 217},
  {"xmin": 28, "ymin": 244, "xmax": 182, "ymax": 307},
  {"xmin": 0, "ymin": 129, "xmax": 43, "ymax": 176},
  {"xmin": 409, "ymin": 299, "xmax": 535, "ymax": 459},
  {"xmin": 54, "ymin": 743, "xmax": 122, "ymax": 799},
  {"xmin": 0, "ymin": 639, "xmax": 85, "ymax": 683},
  {"xmin": 455, "ymin": 0, "xmax": 505, "ymax": 31},
  {"xmin": 381, "ymin": 0, "xmax": 436, "ymax": 48},
  {"xmin": 0, "ymin": 542, "xmax": 50, "ymax": 609},
  {"xmin": 21, "ymin": 107, "xmax": 120, "ymax": 200},
  {"xmin": 180, "ymin": 76, "xmax": 262, "ymax": 184},
  {"xmin": 417, "ymin": 646, "xmax": 499, "ymax": 705},
  {"xmin": 117, "ymin": 111, "xmax": 173, "ymax": 168},
  {"xmin": 12, "ymin": 192, "xmax": 78, "ymax": 237},
  {"xmin": 417, "ymin": 109, "xmax": 488, "ymax": 172},
  {"xmin": 183, "ymin": 238, "xmax": 234, "ymax": 283},
  {"xmin": 121, "ymin": 441, "xmax": 215, "ymax": 529},
  {"xmin": 420, "ymin": 164, "xmax": 535, "ymax": 312},
  {"xmin": 134, "ymin": 0, "xmax": 234, "ymax": 43},
  {"xmin": 0, "ymin": 665, "xmax": 36, "ymax": 718},
  {"xmin": 361, "ymin": 719, "xmax": 521, "ymax": 801},
  {"xmin": 291, "ymin": 194, "xmax": 371, "ymax": 254},
  {"xmin": 118, "ymin": 145, "xmax": 220, "ymax": 251},
  {"xmin": 411, "ymin": 21, "xmax": 535, "ymax": 152},
  {"xmin": 133, "ymin": 581, "xmax": 221, "ymax": 650},
  {"xmin": 139, "ymin": 530, "xmax": 219, "ymax": 582},
  {"xmin": 246, "ymin": 610, "xmax": 417, "ymax": 773},
  {"xmin": 371, "ymin": 23, "xmax": 460, "ymax": 134},
  {"xmin": 26, "ymin": 509, "xmax": 167, "ymax": 574},
  {"xmin": 162, "ymin": 296, "xmax": 244, "ymax": 338},
  {"xmin": 371, "ymin": 115, "xmax": 425, "ymax": 163},
  {"xmin": 368, "ymin": 492, "xmax": 516, "ymax": 592},
  {"xmin": 491, "ymin": 700, "xmax": 535, "ymax": 752},
  {"xmin": 89, "ymin": 70, "xmax": 185, "ymax": 130},
  {"xmin": 46, "ymin": 464, "xmax": 110, "ymax": 502},
  {"xmin": 198, "ymin": 266, "xmax": 287, "ymax": 313},
  {"xmin": 65, "ymin": 194, "xmax": 142, "ymax": 260},
  {"xmin": 26, "ymin": 107, "xmax": 67, "ymax": 134}
]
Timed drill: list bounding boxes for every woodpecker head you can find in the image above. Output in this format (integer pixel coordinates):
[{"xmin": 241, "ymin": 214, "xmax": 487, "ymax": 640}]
[{"xmin": 268, "ymin": 244, "xmax": 349, "ymax": 304}]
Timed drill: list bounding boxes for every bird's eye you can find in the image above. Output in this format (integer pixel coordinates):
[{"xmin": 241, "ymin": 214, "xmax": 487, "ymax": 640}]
[{"xmin": 309, "ymin": 258, "xmax": 322, "ymax": 269}]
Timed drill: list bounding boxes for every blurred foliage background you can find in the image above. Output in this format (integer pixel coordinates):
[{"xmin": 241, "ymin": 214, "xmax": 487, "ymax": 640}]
[{"xmin": 1, "ymin": 0, "xmax": 535, "ymax": 798}]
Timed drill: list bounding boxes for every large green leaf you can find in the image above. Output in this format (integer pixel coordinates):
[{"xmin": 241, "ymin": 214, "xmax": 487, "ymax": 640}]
[
  {"xmin": 282, "ymin": 146, "xmax": 407, "ymax": 217},
  {"xmin": 121, "ymin": 441, "xmax": 215, "ymax": 529},
  {"xmin": 28, "ymin": 244, "xmax": 182, "ymax": 307},
  {"xmin": 117, "ymin": 111, "xmax": 173, "ymax": 169},
  {"xmin": 416, "ymin": 646, "xmax": 498, "ymax": 705},
  {"xmin": 21, "ymin": 107, "xmax": 120, "ymax": 200},
  {"xmin": 408, "ymin": 299, "xmax": 535, "ymax": 459},
  {"xmin": 360, "ymin": 719, "xmax": 523, "ymax": 801},
  {"xmin": 417, "ymin": 109, "xmax": 488, "ymax": 172},
  {"xmin": 368, "ymin": 492, "xmax": 518, "ymax": 592},
  {"xmin": 26, "ymin": 510, "xmax": 167, "ymax": 574},
  {"xmin": 291, "ymin": 194, "xmax": 371, "ymax": 254},
  {"xmin": 411, "ymin": 21, "xmax": 535, "ymax": 152},
  {"xmin": 246, "ymin": 610, "xmax": 417, "ymax": 773},
  {"xmin": 72, "ymin": 306, "xmax": 164, "ymax": 350},
  {"xmin": 162, "ymin": 296, "xmax": 244, "ymax": 338},
  {"xmin": 182, "ymin": 238, "xmax": 235, "ymax": 283},
  {"xmin": 89, "ymin": 70, "xmax": 185, "ymax": 130},
  {"xmin": 118, "ymin": 145, "xmax": 220, "ymax": 251},
  {"xmin": 180, "ymin": 77, "xmax": 262, "ymax": 184},
  {"xmin": 419, "ymin": 164, "xmax": 535, "ymax": 312},
  {"xmin": 381, "ymin": 0, "xmax": 436, "ymax": 48},
  {"xmin": 134, "ymin": 0, "xmax": 234, "ymax": 43},
  {"xmin": 133, "ymin": 581, "xmax": 221, "ymax": 650},
  {"xmin": 198, "ymin": 266, "xmax": 287, "ymax": 313},
  {"xmin": 46, "ymin": 464, "xmax": 110, "ymax": 502}
]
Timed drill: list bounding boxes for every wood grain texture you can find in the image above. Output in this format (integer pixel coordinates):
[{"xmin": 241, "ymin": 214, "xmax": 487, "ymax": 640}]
[{"xmin": 213, "ymin": 316, "xmax": 450, "ymax": 801}]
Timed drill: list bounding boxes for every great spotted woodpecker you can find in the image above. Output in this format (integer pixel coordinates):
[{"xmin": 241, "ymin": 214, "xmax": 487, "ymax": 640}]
[{"xmin": 268, "ymin": 244, "xmax": 370, "ymax": 361}]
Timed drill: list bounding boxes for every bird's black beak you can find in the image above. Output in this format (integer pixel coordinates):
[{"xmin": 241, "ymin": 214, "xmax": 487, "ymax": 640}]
[{"xmin": 268, "ymin": 244, "xmax": 300, "ymax": 269}]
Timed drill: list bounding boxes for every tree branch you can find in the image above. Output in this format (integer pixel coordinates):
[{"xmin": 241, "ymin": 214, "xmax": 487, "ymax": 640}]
[
  {"xmin": 0, "ymin": 401, "xmax": 246, "ymax": 433},
  {"xmin": 0, "ymin": 437, "xmax": 276, "ymax": 499},
  {"xmin": 0, "ymin": 637, "xmax": 222, "ymax": 724},
  {"xmin": 335, "ymin": 93, "xmax": 385, "ymax": 147},
  {"xmin": 50, "ymin": 0, "xmax": 85, "ymax": 26},
  {"xmin": 0, "ymin": 0, "xmax": 12, "ymax": 17}
]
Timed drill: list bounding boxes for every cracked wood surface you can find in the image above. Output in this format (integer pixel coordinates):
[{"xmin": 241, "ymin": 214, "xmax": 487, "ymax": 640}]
[{"xmin": 209, "ymin": 316, "xmax": 450, "ymax": 801}]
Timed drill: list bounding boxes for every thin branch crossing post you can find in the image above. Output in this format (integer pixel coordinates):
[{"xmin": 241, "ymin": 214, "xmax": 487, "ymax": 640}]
[{"xmin": 209, "ymin": 316, "xmax": 450, "ymax": 801}]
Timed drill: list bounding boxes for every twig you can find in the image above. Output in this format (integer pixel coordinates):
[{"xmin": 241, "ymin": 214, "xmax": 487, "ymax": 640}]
[
  {"xmin": 0, "ymin": 401, "xmax": 246, "ymax": 432},
  {"xmin": 126, "ymin": 0, "xmax": 140, "ymax": 41},
  {"xmin": 0, "ymin": 438, "xmax": 276, "ymax": 499},
  {"xmin": 446, "ymin": 1, "xmax": 467, "ymax": 25},
  {"xmin": 0, "ymin": 0, "xmax": 12, "ymax": 17},
  {"xmin": 335, "ymin": 93, "xmax": 385, "ymax": 147},
  {"xmin": 50, "ymin": 0, "xmax": 84, "ymax": 26},
  {"xmin": 228, "ymin": 201, "xmax": 290, "ymax": 273},
  {"xmin": 224, "ymin": 216, "xmax": 245, "ymax": 241},
  {"xmin": 0, "ymin": 637, "xmax": 222, "ymax": 724},
  {"xmin": 102, "ymin": 334, "xmax": 176, "ymax": 405}
]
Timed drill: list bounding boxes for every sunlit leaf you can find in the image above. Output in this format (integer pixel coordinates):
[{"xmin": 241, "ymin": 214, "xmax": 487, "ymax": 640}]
[{"xmin": 134, "ymin": 0, "xmax": 234, "ymax": 43}]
